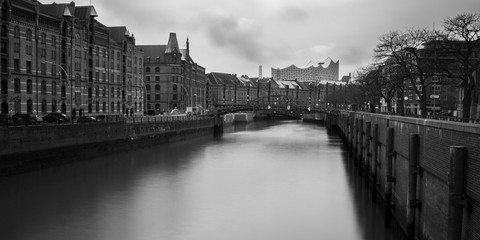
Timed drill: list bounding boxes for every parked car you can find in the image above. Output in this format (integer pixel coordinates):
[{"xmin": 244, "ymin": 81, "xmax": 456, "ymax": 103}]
[
  {"xmin": 43, "ymin": 113, "xmax": 70, "ymax": 124},
  {"xmin": 96, "ymin": 115, "xmax": 106, "ymax": 122},
  {"xmin": 11, "ymin": 114, "xmax": 38, "ymax": 125},
  {"xmin": 77, "ymin": 116, "xmax": 97, "ymax": 123},
  {"xmin": 0, "ymin": 113, "xmax": 11, "ymax": 126}
]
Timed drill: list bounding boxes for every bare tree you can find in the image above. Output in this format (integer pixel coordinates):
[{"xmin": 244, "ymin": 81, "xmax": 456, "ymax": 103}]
[
  {"xmin": 374, "ymin": 28, "xmax": 438, "ymax": 115},
  {"xmin": 439, "ymin": 13, "xmax": 480, "ymax": 121}
]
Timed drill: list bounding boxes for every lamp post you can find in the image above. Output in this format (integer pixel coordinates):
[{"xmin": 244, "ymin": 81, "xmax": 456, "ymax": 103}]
[{"xmin": 46, "ymin": 61, "xmax": 72, "ymax": 122}]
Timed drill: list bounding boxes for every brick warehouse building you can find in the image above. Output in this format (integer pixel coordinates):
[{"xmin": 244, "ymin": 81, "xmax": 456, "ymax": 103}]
[
  {"xmin": 137, "ymin": 33, "xmax": 206, "ymax": 114},
  {"xmin": 0, "ymin": 0, "xmax": 144, "ymax": 118}
]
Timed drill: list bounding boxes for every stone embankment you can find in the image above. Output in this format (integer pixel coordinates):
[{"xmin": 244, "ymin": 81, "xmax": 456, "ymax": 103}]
[
  {"xmin": 0, "ymin": 116, "xmax": 214, "ymax": 177},
  {"xmin": 337, "ymin": 111, "xmax": 480, "ymax": 240}
]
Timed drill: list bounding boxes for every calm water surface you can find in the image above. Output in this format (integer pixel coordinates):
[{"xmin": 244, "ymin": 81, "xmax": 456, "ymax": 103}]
[{"xmin": 0, "ymin": 121, "xmax": 402, "ymax": 240}]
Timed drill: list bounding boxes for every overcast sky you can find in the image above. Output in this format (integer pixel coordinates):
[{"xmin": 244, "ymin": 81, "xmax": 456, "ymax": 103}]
[{"xmin": 71, "ymin": 0, "xmax": 479, "ymax": 79}]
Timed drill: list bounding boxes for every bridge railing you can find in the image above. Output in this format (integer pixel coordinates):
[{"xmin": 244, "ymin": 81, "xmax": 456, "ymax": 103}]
[{"xmin": 125, "ymin": 115, "xmax": 211, "ymax": 124}]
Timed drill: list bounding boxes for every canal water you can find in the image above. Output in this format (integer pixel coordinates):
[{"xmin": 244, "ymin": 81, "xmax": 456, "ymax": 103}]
[{"xmin": 0, "ymin": 121, "xmax": 403, "ymax": 240}]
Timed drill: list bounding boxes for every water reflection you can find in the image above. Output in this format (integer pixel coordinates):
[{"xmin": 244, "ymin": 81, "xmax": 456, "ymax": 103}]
[{"xmin": 0, "ymin": 121, "xmax": 403, "ymax": 240}]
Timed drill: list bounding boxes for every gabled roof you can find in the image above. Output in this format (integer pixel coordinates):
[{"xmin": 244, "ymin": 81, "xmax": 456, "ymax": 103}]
[
  {"xmin": 276, "ymin": 80, "xmax": 301, "ymax": 89},
  {"xmin": 165, "ymin": 32, "xmax": 180, "ymax": 54},
  {"xmin": 137, "ymin": 45, "xmax": 167, "ymax": 62},
  {"xmin": 41, "ymin": 3, "xmax": 97, "ymax": 19},
  {"xmin": 207, "ymin": 72, "xmax": 243, "ymax": 85},
  {"xmin": 108, "ymin": 26, "xmax": 129, "ymax": 44}
]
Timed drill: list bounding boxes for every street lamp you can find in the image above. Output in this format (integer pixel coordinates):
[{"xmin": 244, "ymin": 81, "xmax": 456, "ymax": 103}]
[{"xmin": 45, "ymin": 61, "xmax": 73, "ymax": 122}]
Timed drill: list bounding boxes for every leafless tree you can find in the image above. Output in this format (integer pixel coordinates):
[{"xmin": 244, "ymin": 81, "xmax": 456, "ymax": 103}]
[
  {"xmin": 374, "ymin": 28, "xmax": 438, "ymax": 115},
  {"xmin": 439, "ymin": 13, "xmax": 480, "ymax": 121}
]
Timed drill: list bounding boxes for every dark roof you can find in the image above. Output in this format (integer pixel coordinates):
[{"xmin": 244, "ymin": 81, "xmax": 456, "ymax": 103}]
[
  {"xmin": 40, "ymin": 3, "xmax": 97, "ymax": 19},
  {"xmin": 165, "ymin": 32, "xmax": 180, "ymax": 54},
  {"xmin": 340, "ymin": 75, "xmax": 351, "ymax": 83},
  {"xmin": 207, "ymin": 72, "xmax": 242, "ymax": 85},
  {"xmin": 13, "ymin": 0, "xmax": 37, "ymax": 11},
  {"xmin": 137, "ymin": 45, "xmax": 167, "ymax": 62},
  {"xmin": 108, "ymin": 26, "xmax": 128, "ymax": 44}
]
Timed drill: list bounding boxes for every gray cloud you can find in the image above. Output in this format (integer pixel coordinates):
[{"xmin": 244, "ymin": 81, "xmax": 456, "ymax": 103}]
[
  {"xmin": 278, "ymin": 5, "xmax": 309, "ymax": 22},
  {"xmin": 188, "ymin": 11, "xmax": 267, "ymax": 63}
]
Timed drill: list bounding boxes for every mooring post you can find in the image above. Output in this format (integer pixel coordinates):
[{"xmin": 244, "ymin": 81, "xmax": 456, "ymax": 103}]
[
  {"xmin": 364, "ymin": 121, "xmax": 371, "ymax": 188},
  {"xmin": 346, "ymin": 116, "xmax": 351, "ymax": 152},
  {"xmin": 372, "ymin": 123, "xmax": 379, "ymax": 203},
  {"xmin": 384, "ymin": 127, "xmax": 394, "ymax": 229},
  {"xmin": 407, "ymin": 134, "xmax": 420, "ymax": 240},
  {"xmin": 355, "ymin": 118, "xmax": 360, "ymax": 168},
  {"xmin": 447, "ymin": 146, "xmax": 466, "ymax": 240},
  {"xmin": 350, "ymin": 115, "xmax": 355, "ymax": 155},
  {"xmin": 358, "ymin": 119, "xmax": 364, "ymax": 176}
]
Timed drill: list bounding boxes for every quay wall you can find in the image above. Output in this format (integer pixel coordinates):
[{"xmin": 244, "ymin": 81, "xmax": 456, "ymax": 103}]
[
  {"xmin": 233, "ymin": 112, "xmax": 255, "ymax": 123},
  {"xmin": 0, "ymin": 118, "xmax": 214, "ymax": 177},
  {"xmin": 336, "ymin": 111, "xmax": 480, "ymax": 240}
]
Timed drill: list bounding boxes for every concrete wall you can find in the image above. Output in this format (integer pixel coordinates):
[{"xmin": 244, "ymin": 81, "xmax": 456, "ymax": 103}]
[
  {"xmin": 337, "ymin": 111, "xmax": 480, "ymax": 240},
  {"xmin": 0, "ymin": 119, "xmax": 214, "ymax": 177}
]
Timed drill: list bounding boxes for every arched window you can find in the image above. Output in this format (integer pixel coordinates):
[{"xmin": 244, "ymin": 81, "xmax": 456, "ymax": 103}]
[
  {"xmin": 51, "ymin": 100, "xmax": 57, "ymax": 113},
  {"xmin": 117, "ymin": 101, "xmax": 121, "ymax": 112},
  {"xmin": 41, "ymin": 33, "xmax": 46, "ymax": 44},
  {"xmin": 111, "ymin": 102, "xmax": 115, "ymax": 112},
  {"xmin": 102, "ymin": 86, "xmax": 106, "ymax": 97},
  {"xmin": 41, "ymin": 100, "xmax": 47, "ymax": 113},
  {"xmin": 117, "ymin": 88, "xmax": 121, "ymax": 98},
  {"xmin": 14, "ymin": 26, "xmax": 20, "ymax": 38},
  {"xmin": 95, "ymin": 101, "xmax": 99, "ymax": 113},
  {"xmin": 134, "ymin": 102, "xmax": 137, "ymax": 112},
  {"xmin": 27, "ymin": 99, "xmax": 33, "ymax": 113},
  {"xmin": 26, "ymin": 79, "xmax": 32, "ymax": 93},
  {"xmin": 111, "ymin": 87, "xmax": 115, "ymax": 98},
  {"xmin": 1, "ymin": 102, "xmax": 8, "ymax": 114},
  {"xmin": 51, "ymin": 35, "xmax": 56, "ymax": 47},
  {"xmin": 14, "ymin": 78, "xmax": 20, "ymax": 93},
  {"xmin": 145, "ymin": 67, "xmax": 150, "ymax": 73},
  {"xmin": 102, "ymin": 102, "xmax": 106, "ymax": 113},
  {"xmin": 155, "ymin": 67, "xmax": 160, "ymax": 73},
  {"xmin": 155, "ymin": 84, "xmax": 160, "ymax": 91},
  {"xmin": 139, "ymin": 102, "xmax": 142, "ymax": 112},
  {"xmin": 41, "ymin": 80, "xmax": 47, "ymax": 94},
  {"xmin": 1, "ymin": 80, "xmax": 7, "ymax": 94},
  {"xmin": 145, "ymin": 84, "xmax": 150, "ymax": 91},
  {"xmin": 26, "ymin": 29, "xmax": 32, "ymax": 41},
  {"xmin": 51, "ymin": 81, "xmax": 57, "ymax": 95},
  {"xmin": 14, "ymin": 99, "xmax": 21, "ymax": 114},
  {"xmin": 95, "ymin": 86, "xmax": 99, "ymax": 97}
]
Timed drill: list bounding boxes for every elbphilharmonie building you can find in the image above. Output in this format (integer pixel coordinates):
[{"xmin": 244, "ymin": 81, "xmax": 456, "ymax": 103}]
[{"xmin": 271, "ymin": 58, "xmax": 339, "ymax": 82}]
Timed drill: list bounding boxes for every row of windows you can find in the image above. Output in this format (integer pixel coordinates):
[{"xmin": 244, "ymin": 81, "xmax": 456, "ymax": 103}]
[
  {"xmin": 11, "ymin": 78, "xmax": 65, "ymax": 96},
  {"xmin": 145, "ymin": 84, "xmax": 161, "ymax": 91},
  {"xmin": 5, "ymin": 99, "xmax": 143, "ymax": 115},
  {"xmin": 145, "ymin": 75, "xmax": 180, "ymax": 82},
  {"xmin": 13, "ymin": 26, "xmax": 57, "ymax": 46},
  {"xmin": 9, "ymin": 99, "xmax": 64, "ymax": 114},
  {"xmin": 145, "ymin": 66, "xmax": 181, "ymax": 74},
  {"xmin": 87, "ymin": 87, "xmax": 142, "ymax": 99}
]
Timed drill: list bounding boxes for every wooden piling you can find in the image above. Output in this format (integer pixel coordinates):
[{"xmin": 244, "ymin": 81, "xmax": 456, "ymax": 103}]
[
  {"xmin": 407, "ymin": 134, "xmax": 419, "ymax": 239},
  {"xmin": 364, "ymin": 121, "xmax": 371, "ymax": 188},
  {"xmin": 447, "ymin": 146, "xmax": 466, "ymax": 240},
  {"xmin": 371, "ymin": 123, "xmax": 379, "ymax": 203},
  {"xmin": 358, "ymin": 119, "xmax": 364, "ymax": 176},
  {"xmin": 384, "ymin": 127, "xmax": 394, "ymax": 229}
]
